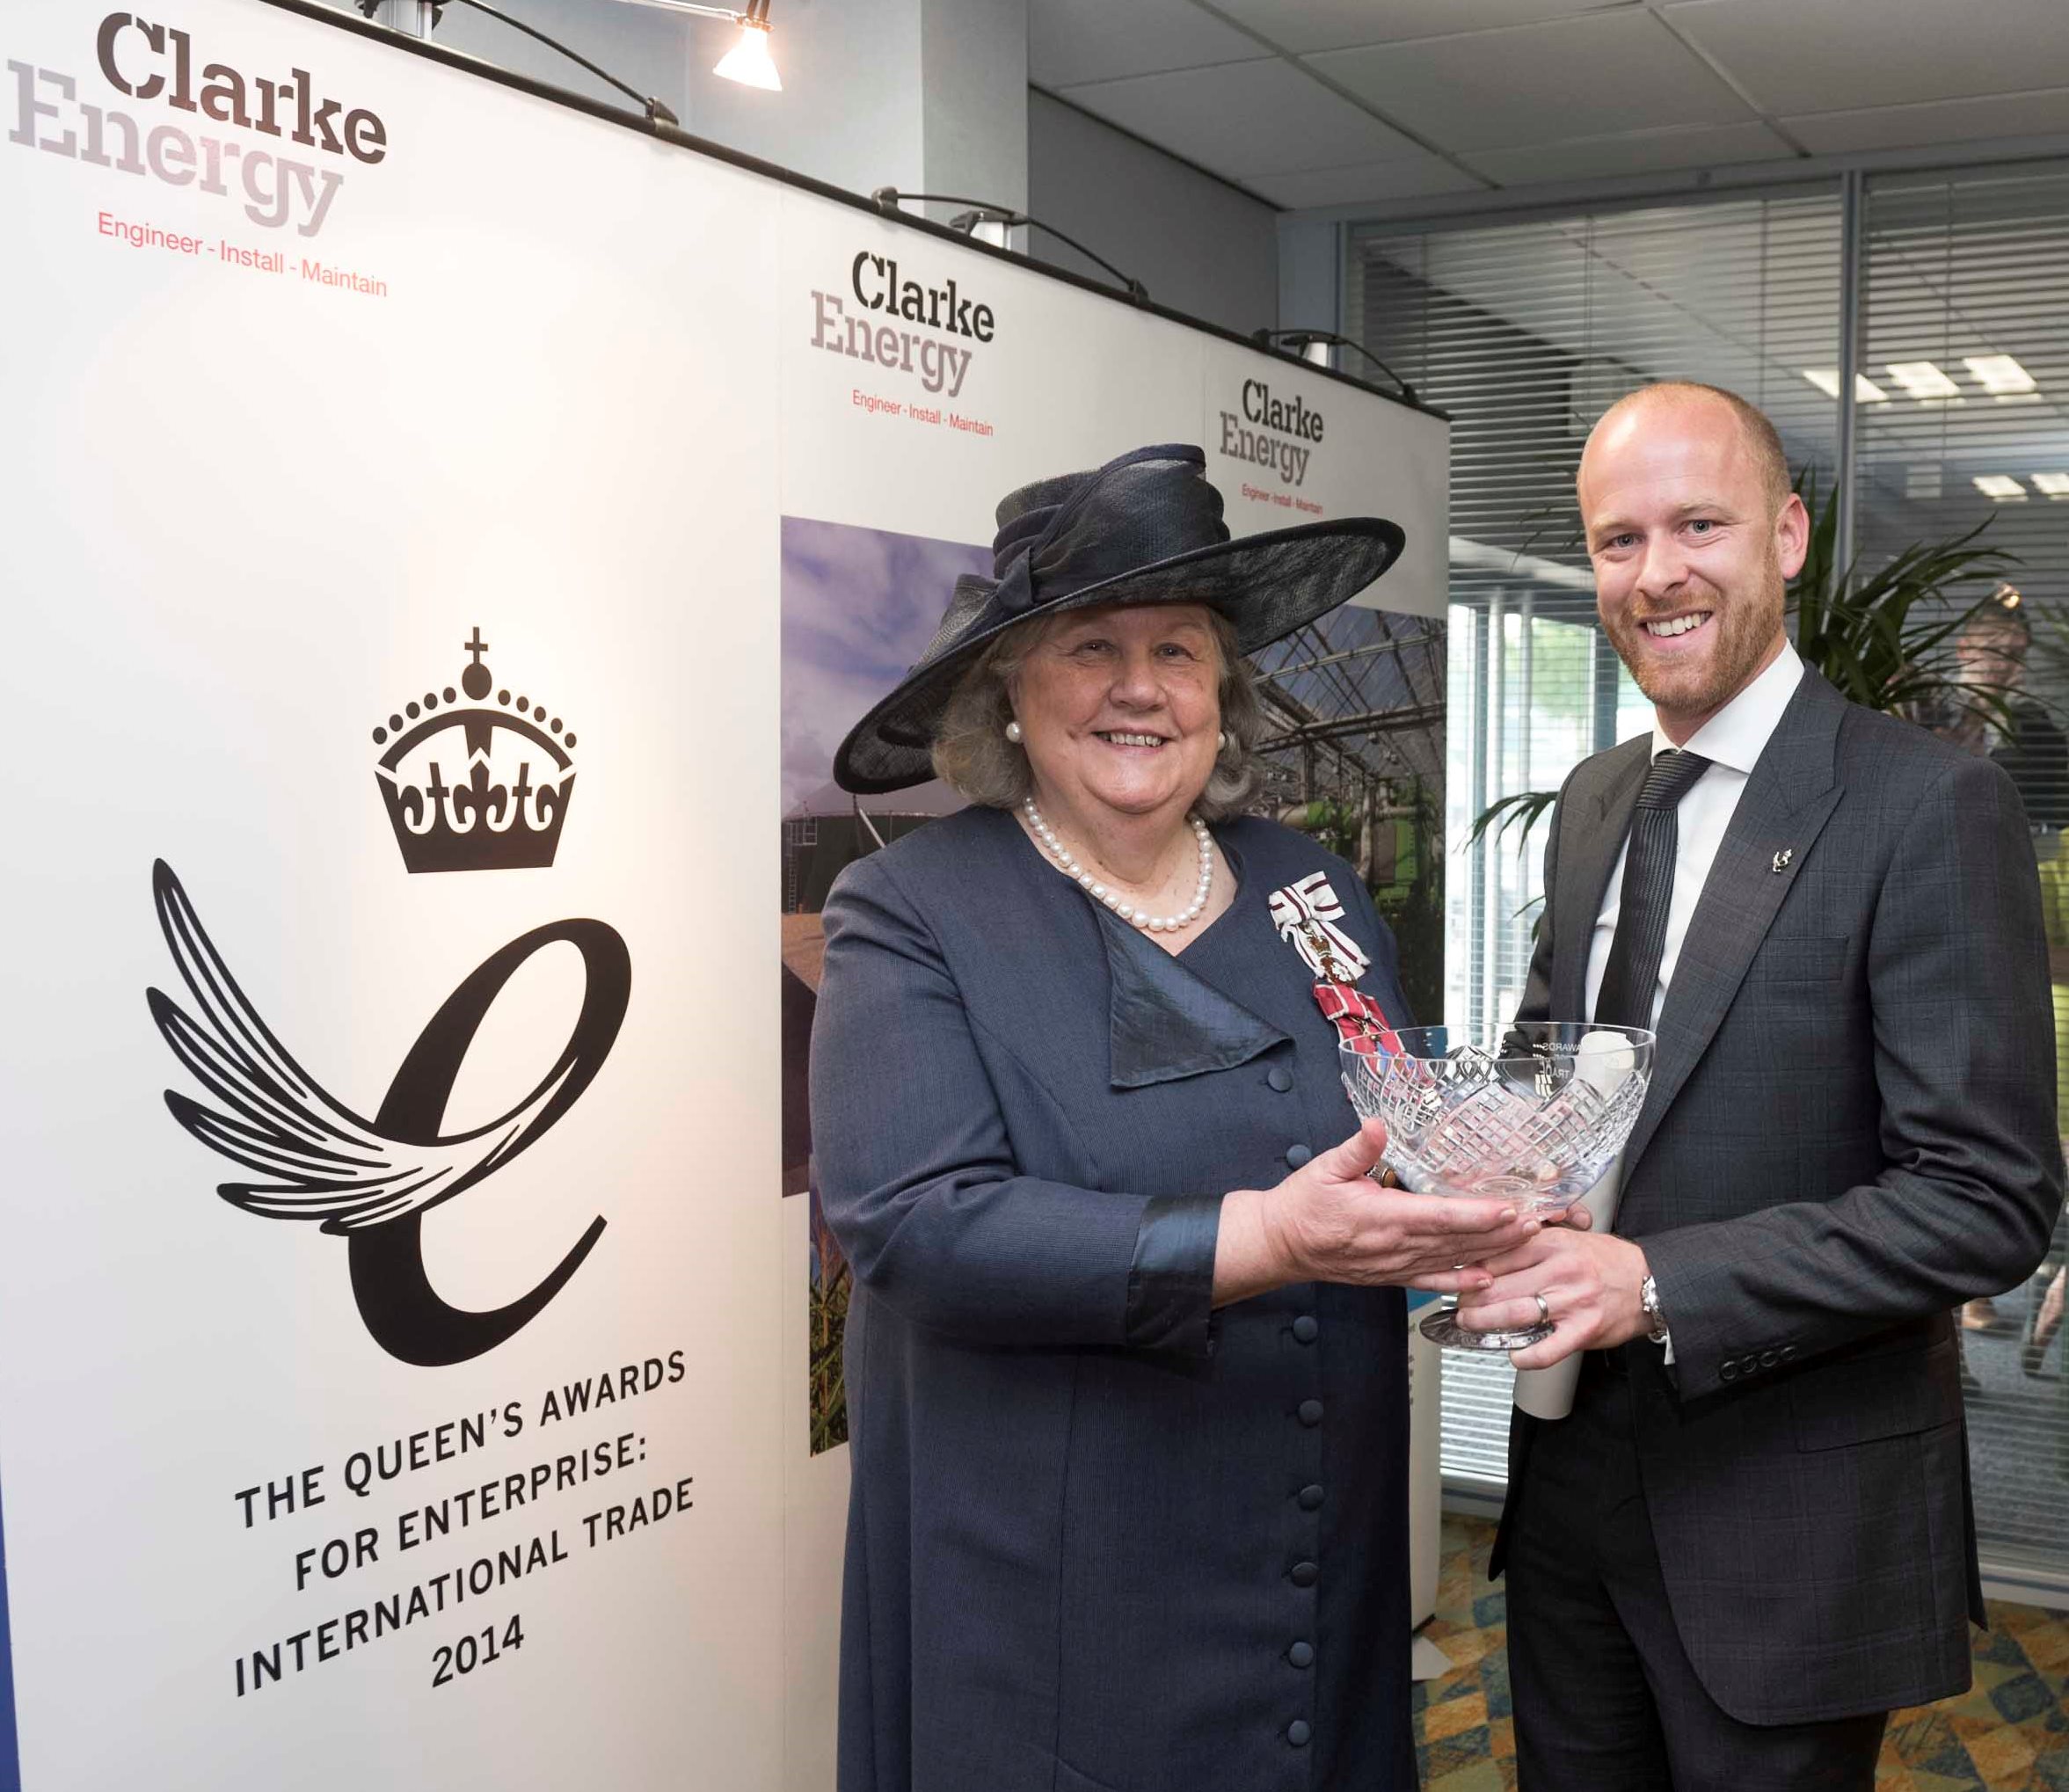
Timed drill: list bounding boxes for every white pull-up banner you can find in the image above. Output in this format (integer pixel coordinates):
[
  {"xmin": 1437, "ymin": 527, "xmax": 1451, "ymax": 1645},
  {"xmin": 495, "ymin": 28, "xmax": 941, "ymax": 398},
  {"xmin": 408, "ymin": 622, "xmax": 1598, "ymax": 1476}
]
[{"xmin": 0, "ymin": 4, "xmax": 1448, "ymax": 1788}]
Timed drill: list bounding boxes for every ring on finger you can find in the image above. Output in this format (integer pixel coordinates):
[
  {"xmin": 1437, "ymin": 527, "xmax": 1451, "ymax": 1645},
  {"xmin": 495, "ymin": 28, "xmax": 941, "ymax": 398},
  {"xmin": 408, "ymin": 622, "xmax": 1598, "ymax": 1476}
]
[{"xmin": 1534, "ymin": 1291, "xmax": 1552, "ymax": 1328}]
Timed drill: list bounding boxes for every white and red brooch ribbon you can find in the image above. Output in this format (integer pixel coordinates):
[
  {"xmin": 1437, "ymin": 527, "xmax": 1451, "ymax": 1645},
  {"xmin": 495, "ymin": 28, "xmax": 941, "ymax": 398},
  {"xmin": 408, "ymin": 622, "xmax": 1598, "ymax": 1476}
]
[
  {"xmin": 1269, "ymin": 872, "xmax": 1372, "ymax": 980},
  {"xmin": 1268, "ymin": 872, "xmax": 1401, "ymax": 1057}
]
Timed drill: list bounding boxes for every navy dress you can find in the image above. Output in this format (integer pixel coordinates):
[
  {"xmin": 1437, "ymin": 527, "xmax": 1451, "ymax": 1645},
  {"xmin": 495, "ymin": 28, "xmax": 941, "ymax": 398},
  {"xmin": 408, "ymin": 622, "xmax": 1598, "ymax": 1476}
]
[{"xmin": 811, "ymin": 806, "xmax": 1417, "ymax": 1792}]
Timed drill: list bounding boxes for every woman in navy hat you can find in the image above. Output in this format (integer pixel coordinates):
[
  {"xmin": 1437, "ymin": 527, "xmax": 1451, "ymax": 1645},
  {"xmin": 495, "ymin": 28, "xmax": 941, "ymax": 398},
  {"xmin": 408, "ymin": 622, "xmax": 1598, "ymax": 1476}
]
[{"xmin": 812, "ymin": 444, "xmax": 1534, "ymax": 1791}]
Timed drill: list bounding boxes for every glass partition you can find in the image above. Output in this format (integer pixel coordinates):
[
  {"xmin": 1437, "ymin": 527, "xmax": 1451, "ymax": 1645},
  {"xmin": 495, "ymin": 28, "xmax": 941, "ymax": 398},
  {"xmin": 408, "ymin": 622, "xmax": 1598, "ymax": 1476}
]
[{"xmin": 1856, "ymin": 162, "xmax": 2069, "ymax": 1586}]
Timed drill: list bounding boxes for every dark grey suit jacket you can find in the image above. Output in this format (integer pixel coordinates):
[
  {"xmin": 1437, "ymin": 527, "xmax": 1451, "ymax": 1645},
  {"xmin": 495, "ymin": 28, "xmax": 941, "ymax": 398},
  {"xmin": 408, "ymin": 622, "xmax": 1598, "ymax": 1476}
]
[{"xmin": 1493, "ymin": 667, "xmax": 2064, "ymax": 1725}]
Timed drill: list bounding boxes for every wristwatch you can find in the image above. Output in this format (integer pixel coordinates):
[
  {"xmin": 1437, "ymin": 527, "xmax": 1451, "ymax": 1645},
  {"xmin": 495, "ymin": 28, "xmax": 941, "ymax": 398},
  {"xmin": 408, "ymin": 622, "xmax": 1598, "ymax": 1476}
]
[{"xmin": 1640, "ymin": 1275, "xmax": 1671, "ymax": 1347}]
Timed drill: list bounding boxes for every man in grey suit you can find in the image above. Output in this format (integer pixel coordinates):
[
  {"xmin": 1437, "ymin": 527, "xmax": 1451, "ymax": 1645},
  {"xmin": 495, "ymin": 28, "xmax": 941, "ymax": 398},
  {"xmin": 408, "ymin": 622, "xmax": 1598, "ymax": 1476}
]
[{"xmin": 1456, "ymin": 382, "xmax": 2063, "ymax": 1788}]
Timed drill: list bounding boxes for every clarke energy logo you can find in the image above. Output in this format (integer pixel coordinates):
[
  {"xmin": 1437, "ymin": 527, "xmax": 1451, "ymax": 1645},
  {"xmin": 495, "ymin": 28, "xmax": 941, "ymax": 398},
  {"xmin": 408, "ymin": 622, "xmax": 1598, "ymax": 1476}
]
[
  {"xmin": 1220, "ymin": 378, "xmax": 1325, "ymax": 488},
  {"xmin": 811, "ymin": 247, "xmax": 1000, "ymax": 435},
  {"xmin": 7, "ymin": 11, "xmax": 387, "ymax": 237}
]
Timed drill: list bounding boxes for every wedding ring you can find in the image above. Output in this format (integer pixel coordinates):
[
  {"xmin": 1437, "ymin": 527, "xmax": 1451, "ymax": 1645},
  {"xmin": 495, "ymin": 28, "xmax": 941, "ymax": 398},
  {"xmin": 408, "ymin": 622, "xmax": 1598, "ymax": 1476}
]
[{"xmin": 1534, "ymin": 1292, "xmax": 1552, "ymax": 1327}]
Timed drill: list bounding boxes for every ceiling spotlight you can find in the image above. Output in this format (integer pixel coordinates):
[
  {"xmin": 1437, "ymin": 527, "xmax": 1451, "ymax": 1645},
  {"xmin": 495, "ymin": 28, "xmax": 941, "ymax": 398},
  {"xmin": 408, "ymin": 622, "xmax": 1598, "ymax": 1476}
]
[
  {"xmin": 715, "ymin": 3, "xmax": 780, "ymax": 89},
  {"xmin": 2032, "ymin": 472, "xmax": 2069, "ymax": 499},
  {"xmin": 1254, "ymin": 330, "xmax": 1418, "ymax": 405},
  {"xmin": 1803, "ymin": 368, "xmax": 1889, "ymax": 403},
  {"xmin": 1885, "ymin": 361, "xmax": 1963, "ymax": 401},
  {"xmin": 871, "ymin": 189, "xmax": 1152, "ymax": 302},
  {"xmin": 1972, "ymin": 475, "xmax": 2028, "ymax": 501},
  {"xmin": 366, "ymin": 0, "xmax": 684, "ymax": 120},
  {"xmin": 618, "ymin": 0, "xmax": 780, "ymax": 91},
  {"xmin": 1963, "ymin": 353, "xmax": 2036, "ymax": 396}
]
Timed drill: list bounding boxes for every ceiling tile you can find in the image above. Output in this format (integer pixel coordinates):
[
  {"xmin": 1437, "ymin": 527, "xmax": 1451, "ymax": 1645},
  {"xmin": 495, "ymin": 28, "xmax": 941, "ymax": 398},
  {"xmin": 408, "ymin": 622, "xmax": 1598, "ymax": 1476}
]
[
  {"xmin": 1206, "ymin": 0, "xmax": 1641, "ymax": 55},
  {"xmin": 1027, "ymin": 0, "xmax": 1262, "ymax": 89},
  {"xmin": 1055, "ymin": 58, "xmax": 1424, "ymax": 178},
  {"xmin": 1782, "ymin": 86, "xmax": 2069, "ymax": 155},
  {"xmin": 1247, "ymin": 154, "xmax": 1489, "ymax": 208},
  {"xmin": 1665, "ymin": 0, "xmax": 2069, "ymax": 115},
  {"xmin": 1459, "ymin": 120, "xmax": 1796, "ymax": 184},
  {"xmin": 1309, "ymin": 10, "xmax": 1753, "ymax": 151}
]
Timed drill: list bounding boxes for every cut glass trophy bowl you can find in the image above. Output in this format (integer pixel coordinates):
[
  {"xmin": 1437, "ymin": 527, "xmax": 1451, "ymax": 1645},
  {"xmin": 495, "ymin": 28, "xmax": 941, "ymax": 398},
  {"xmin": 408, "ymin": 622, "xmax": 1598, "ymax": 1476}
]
[{"xmin": 1338, "ymin": 1023, "xmax": 1656, "ymax": 1351}]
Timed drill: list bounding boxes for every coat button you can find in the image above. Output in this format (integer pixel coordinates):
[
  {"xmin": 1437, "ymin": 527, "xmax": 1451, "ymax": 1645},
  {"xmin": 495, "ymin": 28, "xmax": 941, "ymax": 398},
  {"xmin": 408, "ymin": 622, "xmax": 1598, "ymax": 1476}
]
[
  {"xmin": 1285, "ymin": 1143, "xmax": 1312, "ymax": 1169},
  {"xmin": 1720, "ymin": 1360, "xmax": 1739, "ymax": 1382},
  {"xmin": 1298, "ymin": 1482, "xmax": 1324, "ymax": 1511},
  {"xmin": 1287, "ymin": 1720, "xmax": 1312, "ymax": 1747},
  {"xmin": 1292, "ymin": 1315, "xmax": 1319, "ymax": 1344},
  {"xmin": 1290, "ymin": 1560, "xmax": 1318, "ymax": 1587},
  {"xmin": 1267, "ymin": 1067, "xmax": 1293, "ymax": 1093},
  {"xmin": 1298, "ymin": 1399, "xmax": 1323, "ymax": 1427},
  {"xmin": 1779, "ymin": 1344, "xmax": 1798, "ymax": 1363},
  {"xmin": 1759, "ymin": 1349, "xmax": 1779, "ymax": 1369},
  {"xmin": 1287, "ymin": 1641, "xmax": 1315, "ymax": 1669}
]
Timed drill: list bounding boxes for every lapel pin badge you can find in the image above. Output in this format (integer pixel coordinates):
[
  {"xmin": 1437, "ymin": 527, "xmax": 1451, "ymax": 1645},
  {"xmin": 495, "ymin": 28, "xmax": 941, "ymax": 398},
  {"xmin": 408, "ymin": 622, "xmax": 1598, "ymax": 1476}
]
[{"xmin": 1772, "ymin": 848, "xmax": 1794, "ymax": 874}]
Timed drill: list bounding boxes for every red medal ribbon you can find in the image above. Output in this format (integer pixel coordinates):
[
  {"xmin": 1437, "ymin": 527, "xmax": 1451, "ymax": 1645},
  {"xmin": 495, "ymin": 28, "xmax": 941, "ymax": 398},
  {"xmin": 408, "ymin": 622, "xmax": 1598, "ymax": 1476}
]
[{"xmin": 1314, "ymin": 980, "xmax": 1401, "ymax": 1057}]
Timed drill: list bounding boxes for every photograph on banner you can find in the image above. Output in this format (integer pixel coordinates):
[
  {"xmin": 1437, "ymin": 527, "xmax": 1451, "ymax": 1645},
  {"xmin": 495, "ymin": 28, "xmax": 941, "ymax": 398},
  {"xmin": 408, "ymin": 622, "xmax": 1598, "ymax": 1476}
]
[
  {"xmin": 778, "ymin": 518, "xmax": 1449, "ymax": 1454},
  {"xmin": 781, "ymin": 515, "xmax": 990, "ymax": 1454},
  {"xmin": 1246, "ymin": 615, "xmax": 1447, "ymax": 1027}
]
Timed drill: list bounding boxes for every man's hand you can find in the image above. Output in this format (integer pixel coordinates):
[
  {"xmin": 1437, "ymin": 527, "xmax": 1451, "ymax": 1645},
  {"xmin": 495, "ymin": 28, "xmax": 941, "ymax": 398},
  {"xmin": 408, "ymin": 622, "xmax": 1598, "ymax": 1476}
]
[{"xmin": 1453, "ymin": 1225, "xmax": 1652, "ymax": 1369}]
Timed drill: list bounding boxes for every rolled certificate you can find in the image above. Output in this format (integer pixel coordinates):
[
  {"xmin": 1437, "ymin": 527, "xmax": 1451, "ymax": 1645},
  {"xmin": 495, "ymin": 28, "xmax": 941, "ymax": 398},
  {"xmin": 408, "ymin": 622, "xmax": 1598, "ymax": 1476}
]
[
  {"xmin": 1512, "ymin": 1028, "xmax": 1639, "ymax": 1423},
  {"xmin": 1511, "ymin": 1159, "xmax": 1621, "ymax": 1420}
]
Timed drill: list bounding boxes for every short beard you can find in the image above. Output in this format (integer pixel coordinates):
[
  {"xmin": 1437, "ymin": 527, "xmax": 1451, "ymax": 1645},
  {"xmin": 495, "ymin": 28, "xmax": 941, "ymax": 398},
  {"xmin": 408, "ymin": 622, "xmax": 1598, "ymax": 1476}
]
[{"xmin": 1612, "ymin": 572, "xmax": 1785, "ymax": 721}]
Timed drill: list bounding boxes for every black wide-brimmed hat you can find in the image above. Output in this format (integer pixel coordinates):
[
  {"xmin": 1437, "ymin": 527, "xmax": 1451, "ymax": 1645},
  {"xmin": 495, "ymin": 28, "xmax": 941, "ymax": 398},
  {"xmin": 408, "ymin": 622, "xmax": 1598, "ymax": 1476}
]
[{"xmin": 834, "ymin": 443, "xmax": 1406, "ymax": 792}]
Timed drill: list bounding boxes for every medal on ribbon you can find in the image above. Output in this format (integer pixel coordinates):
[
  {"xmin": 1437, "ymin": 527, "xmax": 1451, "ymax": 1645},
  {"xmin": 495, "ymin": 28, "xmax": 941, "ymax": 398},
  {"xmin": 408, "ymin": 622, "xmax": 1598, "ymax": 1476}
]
[
  {"xmin": 1267, "ymin": 872, "xmax": 1400, "ymax": 1056},
  {"xmin": 1269, "ymin": 872, "xmax": 1371, "ymax": 980}
]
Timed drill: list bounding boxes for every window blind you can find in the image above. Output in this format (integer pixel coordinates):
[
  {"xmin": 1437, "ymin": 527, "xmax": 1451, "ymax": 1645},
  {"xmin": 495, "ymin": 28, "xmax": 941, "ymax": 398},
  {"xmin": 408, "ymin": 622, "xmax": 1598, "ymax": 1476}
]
[{"xmin": 1857, "ymin": 163, "xmax": 2069, "ymax": 1585}]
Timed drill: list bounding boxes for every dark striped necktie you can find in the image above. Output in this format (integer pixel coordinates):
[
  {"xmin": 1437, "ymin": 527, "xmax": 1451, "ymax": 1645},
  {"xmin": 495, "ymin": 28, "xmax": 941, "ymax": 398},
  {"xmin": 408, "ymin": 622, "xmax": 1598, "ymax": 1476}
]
[{"xmin": 1593, "ymin": 748, "xmax": 1713, "ymax": 1030}]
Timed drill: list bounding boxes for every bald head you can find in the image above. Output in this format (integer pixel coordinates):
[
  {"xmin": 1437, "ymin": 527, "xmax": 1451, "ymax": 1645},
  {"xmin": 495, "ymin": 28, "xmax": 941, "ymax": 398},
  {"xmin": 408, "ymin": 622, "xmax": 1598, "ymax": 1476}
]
[
  {"xmin": 1584, "ymin": 382, "xmax": 1790, "ymax": 516},
  {"xmin": 1577, "ymin": 379, "xmax": 1809, "ymax": 741}
]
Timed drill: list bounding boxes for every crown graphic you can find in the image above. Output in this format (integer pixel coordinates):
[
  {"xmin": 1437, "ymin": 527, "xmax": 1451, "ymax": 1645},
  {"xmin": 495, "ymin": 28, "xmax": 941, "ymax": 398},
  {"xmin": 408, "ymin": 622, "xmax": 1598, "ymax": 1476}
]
[{"xmin": 373, "ymin": 629, "xmax": 577, "ymax": 874}]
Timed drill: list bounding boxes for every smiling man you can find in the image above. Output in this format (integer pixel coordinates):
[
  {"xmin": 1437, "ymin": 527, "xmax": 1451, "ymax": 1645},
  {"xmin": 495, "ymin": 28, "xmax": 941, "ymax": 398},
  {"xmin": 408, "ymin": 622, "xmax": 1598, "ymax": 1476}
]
[{"xmin": 1463, "ymin": 382, "xmax": 2063, "ymax": 1789}]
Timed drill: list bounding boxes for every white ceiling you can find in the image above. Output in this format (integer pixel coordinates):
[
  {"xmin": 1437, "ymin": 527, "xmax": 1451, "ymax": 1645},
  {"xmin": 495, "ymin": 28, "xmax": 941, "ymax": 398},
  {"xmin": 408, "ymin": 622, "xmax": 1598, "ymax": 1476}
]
[{"xmin": 1028, "ymin": 0, "xmax": 2069, "ymax": 209}]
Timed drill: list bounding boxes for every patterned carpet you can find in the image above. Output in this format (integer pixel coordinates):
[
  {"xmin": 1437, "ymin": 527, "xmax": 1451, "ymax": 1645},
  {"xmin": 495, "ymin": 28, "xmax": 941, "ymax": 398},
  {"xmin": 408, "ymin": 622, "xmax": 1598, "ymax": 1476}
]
[{"xmin": 1414, "ymin": 1517, "xmax": 2069, "ymax": 1790}]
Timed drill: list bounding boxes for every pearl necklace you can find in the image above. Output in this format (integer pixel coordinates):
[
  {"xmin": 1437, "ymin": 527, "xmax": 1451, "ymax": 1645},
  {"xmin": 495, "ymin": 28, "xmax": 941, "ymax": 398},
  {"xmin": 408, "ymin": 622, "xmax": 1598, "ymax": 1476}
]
[{"xmin": 1022, "ymin": 798, "xmax": 1214, "ymax": 934}]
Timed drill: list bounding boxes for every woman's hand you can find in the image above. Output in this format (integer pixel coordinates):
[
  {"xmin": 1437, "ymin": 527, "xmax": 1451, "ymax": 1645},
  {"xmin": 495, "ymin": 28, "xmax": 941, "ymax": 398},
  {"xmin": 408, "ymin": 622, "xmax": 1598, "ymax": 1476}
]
[{"xmin": 1214, "ymin": 1118, "xmax": 1542, "ymax": 1305}]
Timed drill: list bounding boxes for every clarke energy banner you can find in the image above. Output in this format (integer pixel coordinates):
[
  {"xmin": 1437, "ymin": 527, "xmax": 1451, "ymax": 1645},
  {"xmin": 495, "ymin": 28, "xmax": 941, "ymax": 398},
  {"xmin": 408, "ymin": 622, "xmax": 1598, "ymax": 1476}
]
[{"xmin": 0, "ymin": 3, "xmax": 1450, "ymax": 1788}]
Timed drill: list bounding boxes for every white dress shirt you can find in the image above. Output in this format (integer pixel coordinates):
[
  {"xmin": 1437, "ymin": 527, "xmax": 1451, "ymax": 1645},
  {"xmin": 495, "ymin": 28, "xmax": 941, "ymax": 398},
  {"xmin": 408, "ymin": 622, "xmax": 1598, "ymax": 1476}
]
[{"xmin": 1585, "ymin": 645, "xmax": 1804, "ymax": 1027}]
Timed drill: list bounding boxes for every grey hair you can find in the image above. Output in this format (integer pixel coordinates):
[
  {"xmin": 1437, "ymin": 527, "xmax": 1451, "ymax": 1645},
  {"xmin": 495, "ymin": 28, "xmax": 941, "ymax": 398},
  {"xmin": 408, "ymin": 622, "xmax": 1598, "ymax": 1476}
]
[{"xmin": 930, "ymin": 606, "xmax": 1266, "ymax": 820}]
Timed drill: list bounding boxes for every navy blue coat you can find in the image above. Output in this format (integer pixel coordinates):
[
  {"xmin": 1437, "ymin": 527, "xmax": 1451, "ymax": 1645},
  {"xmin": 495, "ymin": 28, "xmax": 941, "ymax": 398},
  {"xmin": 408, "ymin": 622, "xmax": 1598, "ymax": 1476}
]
[{"xmin": 811, "ymin": 806, "xmax": 1418, "ymax": 1792}]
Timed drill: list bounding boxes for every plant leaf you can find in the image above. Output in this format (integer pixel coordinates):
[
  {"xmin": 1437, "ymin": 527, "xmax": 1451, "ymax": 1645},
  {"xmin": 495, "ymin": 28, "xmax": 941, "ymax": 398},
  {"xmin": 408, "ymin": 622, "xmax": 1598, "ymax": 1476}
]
[{"xmin": 1467, "ymin": 789, "xmax": 1558, "ymax": 849}]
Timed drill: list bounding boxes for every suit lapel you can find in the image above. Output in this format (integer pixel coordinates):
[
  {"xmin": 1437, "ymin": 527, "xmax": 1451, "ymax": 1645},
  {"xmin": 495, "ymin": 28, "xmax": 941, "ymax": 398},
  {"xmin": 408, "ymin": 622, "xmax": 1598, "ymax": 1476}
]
[
  {"xmin": 1619, "ymin": 670, "xmax": 1848, "ymax": 1180},
  {"xmin": 1554, "ymin": 740, "xmax": 1650, "ymax": 1019}
]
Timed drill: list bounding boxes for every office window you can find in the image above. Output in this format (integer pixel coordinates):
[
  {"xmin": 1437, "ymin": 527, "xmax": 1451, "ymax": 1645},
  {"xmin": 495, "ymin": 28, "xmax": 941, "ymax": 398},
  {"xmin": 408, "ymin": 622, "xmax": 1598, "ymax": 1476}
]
[
  {"xmin": 1857, "ymin": 162, "xmax": 2069, "ymax": 1588},
  {"xmin": 1349, "ymin": 193, "xmax": 1845, "ymax": 1491}
]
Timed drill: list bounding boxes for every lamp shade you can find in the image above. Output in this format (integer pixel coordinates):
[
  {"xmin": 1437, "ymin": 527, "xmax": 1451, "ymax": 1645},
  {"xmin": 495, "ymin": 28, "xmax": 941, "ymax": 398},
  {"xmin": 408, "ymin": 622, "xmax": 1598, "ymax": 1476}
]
[{"xmin": 714, "ymin": 19, "xmax": 780, "ymax": 90}]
